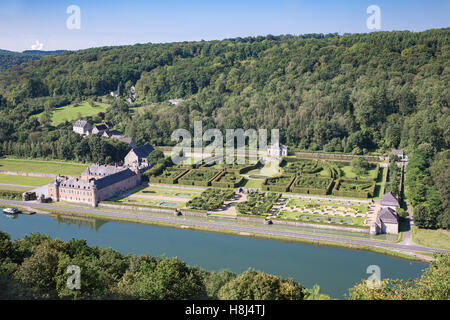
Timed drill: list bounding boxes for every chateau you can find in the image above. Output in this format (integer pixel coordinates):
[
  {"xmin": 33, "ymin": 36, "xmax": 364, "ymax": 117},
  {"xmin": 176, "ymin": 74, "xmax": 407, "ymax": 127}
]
[{"xmin": 48, "ymin": 144, "xmax": 154, "ymax": 207}]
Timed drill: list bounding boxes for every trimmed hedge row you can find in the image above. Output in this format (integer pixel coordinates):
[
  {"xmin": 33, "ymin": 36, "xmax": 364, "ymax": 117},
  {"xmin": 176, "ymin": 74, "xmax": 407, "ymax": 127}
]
[
  {"xmin": 178, "ymin": 169, "xmax": 223, "ymax": 187},
  {"xmin": 211, "ymin": 171, "xmax": 244, "ymax": 188},
  {"xmin": 332, "ymin": 178, "xmax": 376, "ymax": 198},
  {"xmin": 262, "ymin": 175, "xmax": 296, "ymax": 192},
  {"xmin": 290, "ymin": 176, "xmax": 333, "ymax": 195},
  {"xmin": 0, "ymin": 190, "xmax": 23, "ymax": 200},
  {"xmin": 148, "ymin": 168, "xmax": 190, "ymax": 184}
]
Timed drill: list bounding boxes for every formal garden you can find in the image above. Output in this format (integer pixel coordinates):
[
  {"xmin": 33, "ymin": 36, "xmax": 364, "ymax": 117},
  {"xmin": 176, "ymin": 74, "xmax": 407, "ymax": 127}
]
[
  {"xmin": 274, "ymin": 198, "xmax": 370, "ymax": 226},
  {"xmin": 186, "ymin": 188, "xmax": 235, "ymax": 211},
  {"xmin": 178, "ymin": 168, "xmax": 222, "ymax": 186},
  {"xmin": 332, "ymin": 179, "xmax": 376, "ymax": 198},
  {"xmin": 211, "ymin": 171, "xmax": 244, "ymax": 188},
  {"xmin": 236, "ymin": 191, "xmax": 281, "ymax": 216},
  {"xmin": 261, "ymin": 175, "xmax": 296, "ymax": 192},
  {"xmin": 290, "ymin": 175, "xmax": 333, "ymax": 195},
  {"xmin": 148, "ymin": 167, "xmax": 190, "ymax": 184}
]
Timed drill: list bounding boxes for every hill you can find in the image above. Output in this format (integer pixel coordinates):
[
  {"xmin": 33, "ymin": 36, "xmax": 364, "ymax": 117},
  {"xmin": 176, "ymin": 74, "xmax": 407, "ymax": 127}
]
[{"xmin": 0, "ymin": 49, "xmax": 65, "ymax": 70}]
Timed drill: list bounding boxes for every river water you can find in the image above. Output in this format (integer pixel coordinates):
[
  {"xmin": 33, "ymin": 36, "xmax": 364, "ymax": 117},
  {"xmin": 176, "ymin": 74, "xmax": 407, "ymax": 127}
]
[{"xmin": 0, "ymin": 211, "xmax": 428, "ymax": 298}]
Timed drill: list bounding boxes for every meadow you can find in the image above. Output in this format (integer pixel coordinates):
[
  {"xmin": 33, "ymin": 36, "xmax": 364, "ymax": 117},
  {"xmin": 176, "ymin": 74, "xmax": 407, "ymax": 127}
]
[
  {"xmin": 41, "ymin": 101, "xmax": 108, "ymax": 124},
  {"xmin": 0, "ymin": 158, "xmax": 87, "ymax": 175},
  {"xmin": 0, "ymin": 174, "xmax": 53, "ymax": 186}
]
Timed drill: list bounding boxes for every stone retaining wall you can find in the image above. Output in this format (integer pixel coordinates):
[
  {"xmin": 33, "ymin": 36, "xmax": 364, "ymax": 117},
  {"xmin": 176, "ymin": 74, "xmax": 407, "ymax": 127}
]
[
  {"xmin": 237, "ymin": 216, "xmax": 369, "ymax": 233},
  {"xmin": 98, "ymin": 202, "xmax": 208, "ymax": 217}
]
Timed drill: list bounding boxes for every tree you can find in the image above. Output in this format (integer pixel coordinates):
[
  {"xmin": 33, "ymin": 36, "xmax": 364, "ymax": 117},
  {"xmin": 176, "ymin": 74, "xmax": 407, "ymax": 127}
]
[
  {"xmin": 147, "ymin": 149, "xmax": 165, "ymax": 166},
  {"xmin": 351, "ymin": 157, "xmax": 370, "ymax": 176},
  {"xmin": 217, "ymin": 268, "xmax": 304, "ymax": 300},
  {"xmin": 132, "ymin": 258, "xmax": 205, "ymax": 300},
  {"xmin": 349, "ymin": 253, "xmax": 449, "ymax": 300}
]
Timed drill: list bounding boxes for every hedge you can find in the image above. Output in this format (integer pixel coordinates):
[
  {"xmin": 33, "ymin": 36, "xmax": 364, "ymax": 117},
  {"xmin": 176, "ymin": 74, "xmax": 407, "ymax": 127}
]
[
  {"xmin": 178, "ymin": 168, "xmax": 223, "ymax": 187},
  {"xmin": 0, "ymin": 190, "xmax": 23, "ymax": 200},
  {"xmin": 261, "ymin": 175, "xmax": 296, "ymax": 192},
  {"xmin": 148, "ymin": 168, "xmax": 190, "ymax": 184},
  {"xmin": 331, "ymin": 178, "xmax": 376, "ymax": 198},
  {"xmin": 211, "ymin": 171, "xmax": 244, "ymax": 188},
  {"xmin": 290, "ymin": 176, "xmax": 333, "ymax": 195}
]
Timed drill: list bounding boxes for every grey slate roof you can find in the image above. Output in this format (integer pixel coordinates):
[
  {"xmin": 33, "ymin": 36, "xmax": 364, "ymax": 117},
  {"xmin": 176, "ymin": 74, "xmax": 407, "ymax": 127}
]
[
  {"xmin": 82, "ymin": 164, "xmax": 127, "ymax": 177},
  {"xmin": 391, "ymin": 149, "xmax": 404, "ymax": 156},
  {"xmin": 93, "ymin": 168, "xmax": 136, "ymax": 189},
  {"xmin": 377, "ymin": 207, "xmax": 399, "ymax": 225},
  {"xmin": 381, "ymin": 192, "xmax": 400, "ymax": 207},
  {"xmin": 94, "ymin": 124, "xmax": 108, "ymax": 132},
  {"xmin": 59, "ymin": 177, "xmax": 95, "ymax": 189},
  {"xmin": 131, "ymin": 144, "xmax": 154, "ymax": 159},
  {"xmin": 74, "ymin": 120, "xmax": 90, "ymax": 128}
]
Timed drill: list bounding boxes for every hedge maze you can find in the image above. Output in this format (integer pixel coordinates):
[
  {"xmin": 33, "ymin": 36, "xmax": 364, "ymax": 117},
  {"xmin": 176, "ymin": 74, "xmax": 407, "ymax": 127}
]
[
  {"xmin": 148, "ymin": 167, "xmax": 190, "ymax": 184},
  {"xmin": 178, "ymin": 168, "xmax": 223, "ymax": 187},
  {"xmin": 290, "ymin": 175, "xmax": 334, "ymax": 195},
  {"xmin": 261, "ymin": 175, "xmax": 296, "ymax": 192},
  {"xmin": 265, "ymin": 157, "xmax": 380, "ymax": 198},
  {"xmin": 211, "ymin": 171, "xmax": 244, "ymax": 188},
  {"xmin": 146, "ymin": 155, "xmax": 380, "ymax": 199},
  {"xmin": 331, "ymin": 178, "xmax": 376, "ymax": 198}
]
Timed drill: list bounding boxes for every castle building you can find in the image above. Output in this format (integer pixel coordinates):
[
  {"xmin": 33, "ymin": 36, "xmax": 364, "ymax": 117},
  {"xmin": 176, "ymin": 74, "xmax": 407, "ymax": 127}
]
[{"xmin": 48, "ymin": 163, "xmax": 141, "ymax": 207}]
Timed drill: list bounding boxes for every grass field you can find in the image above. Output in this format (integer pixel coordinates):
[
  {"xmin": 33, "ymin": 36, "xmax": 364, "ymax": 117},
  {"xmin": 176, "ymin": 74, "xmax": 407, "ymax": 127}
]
[
  {"xmin": 0, "ymin": 159, "xmax": 87, "ymax": 175},
  {"xmin": 0, "ymin": 174, "xmax": 53, "ymax": 186},
  {"xmin": 0, "ymin": 185, "xmax": 31, "ymax": 192},
  {"xmin": 242, "ymin": 178, "xmax": 264, "ymax": 188},
  {"xmin": 42, "ymin": 102, "xmax": 108, "ymax": 124},
  {"xmin": 412, "ymin": 227, "xmax": 450, "ymax": 250}
]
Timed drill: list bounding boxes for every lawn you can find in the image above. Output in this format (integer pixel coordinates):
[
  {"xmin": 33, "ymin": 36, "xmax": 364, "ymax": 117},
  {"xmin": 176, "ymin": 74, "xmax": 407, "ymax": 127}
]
[
  {"xmin": 277, "ymin": 211, "xmax": 365, "ymax": 226},
  {"xmin": 242, "ymin": 179, "xmax": 263, "ymax": 188},
  {"xmin": 47, "ymin": 102, "xmax": 108, "ymax": 124},
  {"xmin": 0, "ymin": 158, "xmax": 87, "ymax": 175},
  {"xmin": 0, "ymin": 174, "xmax": 53, "ymax": 186},
  {"xmin": 135, "ymin": 186, "xmax": 203, "ymax": 198},
  {"xmin": 286, "ymin": 198, "xmax": 370, "ymax": 215},
  {"xmin": 0, "ymin": 185, "xmax": 31, "ymax": 192},
  {"xmin": 412, "ymin": 227, "xmax": 450, "ymax": 250},
  {"xmin": 340, "ymin": 164, "xmax": 378, "ymax": 179}
]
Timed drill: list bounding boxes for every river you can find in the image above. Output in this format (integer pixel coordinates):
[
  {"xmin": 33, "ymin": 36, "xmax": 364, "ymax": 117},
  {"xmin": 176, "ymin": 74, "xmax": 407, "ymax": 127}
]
[{"xmin": 0, "ymin": 211, "xmax": 428, "ymax": 298}]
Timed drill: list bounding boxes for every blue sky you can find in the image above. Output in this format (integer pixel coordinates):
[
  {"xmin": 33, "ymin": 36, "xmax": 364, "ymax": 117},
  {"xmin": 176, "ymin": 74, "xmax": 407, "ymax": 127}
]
[{"xmin": 0, "ymin": 0, "xmax": 448, "ymax": 52}]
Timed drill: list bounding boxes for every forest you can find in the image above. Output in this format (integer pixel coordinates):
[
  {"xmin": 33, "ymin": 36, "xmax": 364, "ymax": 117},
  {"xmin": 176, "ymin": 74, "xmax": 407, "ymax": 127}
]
[
  {"xmin": 0, "ymin": 29, "xmax": 448, "ymax": 228},
  {"xmin": 0, "ymin": 232, "xmax": 448, "ymax": 300}
]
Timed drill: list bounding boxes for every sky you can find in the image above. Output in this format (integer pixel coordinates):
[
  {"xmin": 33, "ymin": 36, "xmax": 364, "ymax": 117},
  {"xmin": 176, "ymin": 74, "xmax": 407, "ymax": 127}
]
[{"xmin": 0, "ymin": 0, "xmax": 449, "ymax": 52}]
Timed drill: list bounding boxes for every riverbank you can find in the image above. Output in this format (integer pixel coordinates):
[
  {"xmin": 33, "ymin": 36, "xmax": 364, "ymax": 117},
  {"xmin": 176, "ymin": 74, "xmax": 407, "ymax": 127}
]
[{"xmin": 1, "ymin": 200, "xmax": 440, "ymax": 263}]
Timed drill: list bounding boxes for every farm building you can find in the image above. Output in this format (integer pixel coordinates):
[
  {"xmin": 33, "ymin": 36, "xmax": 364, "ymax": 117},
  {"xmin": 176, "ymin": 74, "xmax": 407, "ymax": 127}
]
[
  {"xmin": 380, "ymin": 192, "xmax": 400, "ymax": 209},
  {"xmin": 73, "ymin": 120, "xmax": 93, "ymax": 136},
  {"xmin": 371, "ymin": 207, "xmax": 399, "ymax": 235},
  {"xmin": 124, "ymin": 144, "xmax": 154, "ymax": 166}
]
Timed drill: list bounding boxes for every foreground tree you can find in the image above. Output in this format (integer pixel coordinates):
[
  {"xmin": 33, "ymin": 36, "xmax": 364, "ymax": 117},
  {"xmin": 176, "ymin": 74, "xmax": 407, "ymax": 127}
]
[
  {"xmin": 217, "ymin": 268, "xmax": 304, "ymax": 300},
  {"xmin": 348, "ymin": 253, "xmax": 449, "ymax": 300}
]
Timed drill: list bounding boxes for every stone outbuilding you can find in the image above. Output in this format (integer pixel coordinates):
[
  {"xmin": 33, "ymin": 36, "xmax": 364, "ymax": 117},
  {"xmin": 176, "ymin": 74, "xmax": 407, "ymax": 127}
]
[
  {"xmin": 73, "ymin": 120, "xmax": 92, "ymax": 136},
  {"xmin": 124, "ymin": 144, "xmax": 154, "ymax": 166},
  {"xmin": 380, "ymin": 192, "xmax": 400, "ymax": 209}
]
